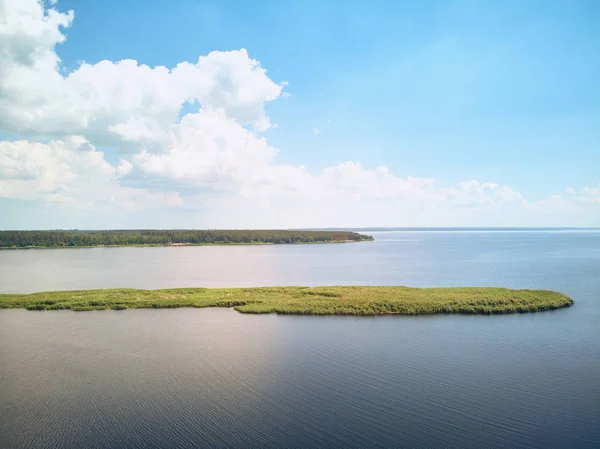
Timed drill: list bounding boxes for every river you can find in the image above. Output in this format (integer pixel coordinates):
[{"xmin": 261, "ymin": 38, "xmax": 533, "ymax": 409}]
[{"xmin": 1, "ymin": 230, "xmax": 599, "ymax": 448}]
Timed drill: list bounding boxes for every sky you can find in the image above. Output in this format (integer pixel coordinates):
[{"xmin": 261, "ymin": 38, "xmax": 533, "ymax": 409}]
[{"xmin": 0, "ymin": 0, "xmax": 598, "ymax": 229}]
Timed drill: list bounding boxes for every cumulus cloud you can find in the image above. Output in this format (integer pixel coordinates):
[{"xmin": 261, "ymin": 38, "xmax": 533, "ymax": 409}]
[
  {"xmin": 131, "ymin": 108, "xmax": 279, "ymax": 186},
  {"xmin": 581, "ymin": 186, "xmax": 600, "ymax": 203},
  {"xmin": 0, "ymin": 0, "xmax": 283, "ymax": 141},
  {"xmin": 0, "ymin": 0, "xmax": 597, "ymax": 226},
  {"xmin": 0, "ymin": 140, "xmax": 182, "ymax": 210},
  {"xmin": 442, "ymin": 181, "xmax": 524, "ymax": 206}
]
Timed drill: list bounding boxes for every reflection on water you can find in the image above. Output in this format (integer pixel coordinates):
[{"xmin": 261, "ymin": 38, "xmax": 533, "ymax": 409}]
[
  {"xmin": 1, "ymin": 307, "xmax": 598, "ymax": 449},
  {"xmin": 1, "ymin": 231, "xmax": 599, "ymax": 448}
]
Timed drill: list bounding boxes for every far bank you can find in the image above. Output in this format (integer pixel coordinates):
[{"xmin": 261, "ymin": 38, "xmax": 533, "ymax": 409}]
[{"xmin": 0, "ymin": 229, "xmax": 374, "ymax": 249}]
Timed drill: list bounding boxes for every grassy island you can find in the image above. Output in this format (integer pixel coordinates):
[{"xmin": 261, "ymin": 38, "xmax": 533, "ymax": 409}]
[
  {"xmin": 0, "ymin": 229, "xmax": 373, "ymax": 249},
  {"xmin": 0, "ymin": 286, "xmax": 573, "ymax": 315}
]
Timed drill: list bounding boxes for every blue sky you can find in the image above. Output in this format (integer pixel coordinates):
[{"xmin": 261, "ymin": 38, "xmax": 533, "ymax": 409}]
[{"xmin": 0, "ymin": 0, "xmax": 598, "ymax": 228}]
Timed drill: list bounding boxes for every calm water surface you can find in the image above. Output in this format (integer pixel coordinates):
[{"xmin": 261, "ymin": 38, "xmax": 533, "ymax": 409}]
[{"xmin": 1, "ymin": 231, "xmax": 599, "ymax": 448}]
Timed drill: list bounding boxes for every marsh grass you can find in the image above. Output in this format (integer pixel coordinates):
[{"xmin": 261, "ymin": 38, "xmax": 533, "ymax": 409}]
[{"xmin": 0, "ymin": 286, "xmax": 573, "ymax": 316}]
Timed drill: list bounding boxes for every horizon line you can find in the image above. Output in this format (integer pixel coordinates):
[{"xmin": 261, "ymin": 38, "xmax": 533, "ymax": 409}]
[{"xmin": 1, "ymin": 227, "xmax": 599, "ymax": 232}]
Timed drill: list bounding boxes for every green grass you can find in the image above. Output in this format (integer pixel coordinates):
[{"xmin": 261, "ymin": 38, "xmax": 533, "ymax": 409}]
[{"xmin": 0, "ymin": 286, "xmax": 573, "ymax": 316}]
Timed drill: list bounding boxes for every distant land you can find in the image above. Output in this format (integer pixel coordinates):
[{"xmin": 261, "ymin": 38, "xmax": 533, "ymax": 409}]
[{"xmin": 0, "ymin": 229, "xmax": 373, "ymax": 249}]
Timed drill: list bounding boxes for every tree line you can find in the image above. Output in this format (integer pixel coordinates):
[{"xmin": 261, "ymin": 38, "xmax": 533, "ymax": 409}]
[{"xmin": 0, "ymin": 230, "xmax": 374, "ymax": 248}]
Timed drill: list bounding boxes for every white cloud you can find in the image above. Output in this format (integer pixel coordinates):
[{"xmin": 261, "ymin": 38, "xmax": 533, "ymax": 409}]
[
  {"xmin": 0, "ymin": 0, "xmax": 597, "ymax": 227},
  {"xmin": 442, "ymin": 181, "xmax": 524, "ymax": 206},
  {"xmin": 520, "ymin": 186, "xmax": 600, "ymax": 226},
  {"xmin": 0, "ymin": 140, "xmax": 182, "ymax": 210},
  {"xmin": 0, "ymin": 0, "xmax": 284, "ymax": 142},
  {"xmin": 581, "ymin": 186, "xmax": 600, "ymax": 203},
  {"xmin": 116, "ymin": 159, "xmax": 133, "ymax": 178},
  {"xmin": 131, "ymin": 108, "xmax": 279, "ymax": 187}
]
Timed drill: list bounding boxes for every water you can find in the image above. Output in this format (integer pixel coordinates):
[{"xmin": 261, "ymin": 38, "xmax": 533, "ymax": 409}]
[{"xmin": 1, "ymin": 230, "xmax": 599, "ymax": 448}]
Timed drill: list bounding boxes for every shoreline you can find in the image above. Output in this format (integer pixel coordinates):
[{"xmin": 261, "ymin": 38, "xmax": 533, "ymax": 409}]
[
  {"xmin": 0, "ymin": 230, "xmax": 373, "ymax": 249},
  {"xmin": 0, "ymin": 286, "xmax": 574, "ymax": 316},
  {"xmin": 0, "ymin": 240, "xmax": 364, "ymax": 250}
]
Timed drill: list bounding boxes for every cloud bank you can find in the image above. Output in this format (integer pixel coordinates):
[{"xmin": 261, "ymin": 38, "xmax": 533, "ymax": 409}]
[{"xmin": 0, "ymin": 0, "xmax": 597, "ymax": 228}]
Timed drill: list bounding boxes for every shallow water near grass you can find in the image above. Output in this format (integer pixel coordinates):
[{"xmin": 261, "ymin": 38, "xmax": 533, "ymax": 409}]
[{"xmin": 1, "ymin": 230, "xmax": 599, "ymax": 448}]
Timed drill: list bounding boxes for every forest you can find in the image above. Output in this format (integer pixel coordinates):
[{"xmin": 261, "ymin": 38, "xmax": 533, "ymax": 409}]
[{"xmin": 0, "ymin": 229, "xmax": 374, "ymax": 248}]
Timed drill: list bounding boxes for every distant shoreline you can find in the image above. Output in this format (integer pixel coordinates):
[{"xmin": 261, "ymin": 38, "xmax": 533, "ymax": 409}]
[
  {"xmin": 0, "ymin": 240, "xmax": 363, "ymax": 250},
  {"xmin": 0, "ymin": 230, "xmax": 373, "ymax": 249},
  {"xmin": 0, "ymin": 286, "xmax": 574, "ymax": 316}
]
